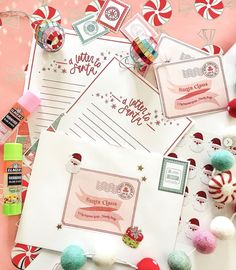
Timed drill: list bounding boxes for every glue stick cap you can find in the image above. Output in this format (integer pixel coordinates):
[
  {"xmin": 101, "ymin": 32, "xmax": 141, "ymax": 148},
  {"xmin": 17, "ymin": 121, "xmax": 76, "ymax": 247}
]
[
  {"xmin": 18, "ymin": 91, "xmax": 40, "ymax": 113},
  {"xmin": 4, "ymin": 143, "xmax": 23, "ymax": 161}
]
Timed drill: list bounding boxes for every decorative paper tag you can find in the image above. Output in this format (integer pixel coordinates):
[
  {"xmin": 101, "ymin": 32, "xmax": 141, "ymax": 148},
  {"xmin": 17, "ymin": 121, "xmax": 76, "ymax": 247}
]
[
  {"xmin": 72, "ymin": 14, "xmax": 109, "ymax": 44},
  {"xmin": 96, "ymin": 0, "xmax": 130, "ymax": 32},
  {"xmin": 158, "ymin": 157, "xmax": 189, "ymax": 195},
  {"xmin": 155, "ymin": 55, "xmax": 229, "ymax": 118},
  {"xmin": 62, "ymin": 168, "xmax": 140, "ymax": 235},
  {"xmin": 121, "ymin": 13, "xmax": 157, "ymax": 41}
]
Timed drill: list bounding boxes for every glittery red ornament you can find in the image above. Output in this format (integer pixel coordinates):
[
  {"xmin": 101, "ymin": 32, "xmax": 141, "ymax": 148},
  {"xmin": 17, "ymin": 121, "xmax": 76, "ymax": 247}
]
[
  {"xmin": 137, "ymin": 258, "xmax": 160, "ymax": 270},
  {"xmin": 227, "ymin": 99, "xmax": 236, "ymax": 118}
]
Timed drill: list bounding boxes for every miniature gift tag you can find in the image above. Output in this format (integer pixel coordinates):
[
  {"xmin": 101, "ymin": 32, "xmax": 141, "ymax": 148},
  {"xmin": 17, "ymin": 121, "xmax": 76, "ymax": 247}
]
[{"xmin": 155, "ymin": 55, "xmax": 229, "ymax": 119}]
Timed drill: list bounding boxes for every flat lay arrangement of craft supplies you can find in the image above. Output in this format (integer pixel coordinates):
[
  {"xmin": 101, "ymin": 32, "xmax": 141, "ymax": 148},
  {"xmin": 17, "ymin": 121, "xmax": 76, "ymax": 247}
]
[{"xmin": 1, "ymin": 1, "xmax": 236, "ymax": 270}]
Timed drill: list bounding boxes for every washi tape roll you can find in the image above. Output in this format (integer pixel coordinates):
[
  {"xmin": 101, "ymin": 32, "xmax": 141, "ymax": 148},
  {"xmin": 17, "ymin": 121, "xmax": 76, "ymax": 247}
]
[
  {"xmin": 208, "ymin": 171, "xmax": 236, "ymax": 204},
  {"xmin": 194, "ymin": 0, "xmax": 224, "ymax": 20},
  {"xmin": 85, "ymin": 0, "xmax": 105, "ymax": 15},
  {"xmin": 202, "ymin": 44, "xmax": 224, "ymax": 55},
  {"xmin": 142, "ymin": 0, "xmax": 172, "ymax": 26},
  {"xmin": 31, "ymin": 5, "xmax": 61, "ymax": 29},
  {"xmin": 11, "ymin": 243, "xmax": 41, "ymax": 270}
]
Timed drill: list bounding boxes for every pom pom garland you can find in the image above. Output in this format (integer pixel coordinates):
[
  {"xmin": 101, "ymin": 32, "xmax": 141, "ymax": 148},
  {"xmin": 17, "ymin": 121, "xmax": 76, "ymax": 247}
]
[
  {"xmin": 210, "ymin": 216, "xmax": 235, "ymax": 240},
  {"xmin": 167, "ymin": 251, "xmax": 192, "ymax": 270},
  {"xmin": 210, "ymin": 149, "xmax": 235, "ymax": 171},
  {"xmin": 192, "ymin": 229, "xmax": 216, "ymax": 254},
  {"xmin": 60, "ymin": 245, "xmax": 87, "ymax": 270},
  {"xmin": 227, "ymin": 98, "xmax": 236, "ymax": 118},
  {"xmin": 136, "ymin": 258, "xmax": 160, "ymax": 270},
  {"xmin": 92, "ymin": 246, "xmax": 116, "ymax": 266}
]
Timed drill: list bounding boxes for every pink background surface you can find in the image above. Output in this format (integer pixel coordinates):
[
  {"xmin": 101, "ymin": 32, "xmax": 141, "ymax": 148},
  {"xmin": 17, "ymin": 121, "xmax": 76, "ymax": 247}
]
[{"xmin": 1, "ymin": 0, "xmax": 236, "ymax": 269}]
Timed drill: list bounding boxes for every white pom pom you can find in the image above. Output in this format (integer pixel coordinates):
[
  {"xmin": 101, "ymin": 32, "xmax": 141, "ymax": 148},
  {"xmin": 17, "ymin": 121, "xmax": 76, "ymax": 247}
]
[
  {"xmin": 92, "ymin": 246, "xmax": 116, "ymax": 266},
  {"xmin": 210, "ymin": 216, "xmax": 235, "ymax": 240}
]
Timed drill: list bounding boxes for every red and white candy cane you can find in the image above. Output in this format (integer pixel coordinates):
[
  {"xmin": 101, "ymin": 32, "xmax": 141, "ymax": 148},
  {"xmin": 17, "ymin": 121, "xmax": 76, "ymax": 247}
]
[
  {"xmin": 11, "ymin": 243, "xmax": 41, "ymax": 270},
  {"xmin": 85, "ymin": 0, "xmax": 105, "ymax": 15},
  {"xmin": 142, "ymin": 0, "xmax": 172, "ymax": 27},
  {"xmin": 202, "ymin": 44, "xmax": 224, "ymax": 55},
  {"xmin": 194, "ymin": 0, "xmax": 224, "ymax": 20},
  {"xmin": 31, "ymin": 5, "xmax": 61, "ymax": 29},
  {"xmin": 208, "ymin": 171, "xmax": 236, "ymax": 204}
]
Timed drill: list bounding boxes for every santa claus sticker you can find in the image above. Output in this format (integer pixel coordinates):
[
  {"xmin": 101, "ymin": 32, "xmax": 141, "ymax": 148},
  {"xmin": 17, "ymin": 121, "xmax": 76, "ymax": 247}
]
[
  {"xmin": 207, "ymin": 137, "xmax": 222, "ymax": 156},
  {"xmin": 187, "ymin": 158, "xmax": 197, "ymax": 179},
  {"xmin": 66, "ymin": 153, "xmax": 82, "ymax": 174},
  {"xmin": 200, "ymin": 164, "xmax": 214, "ymax": 185},
  {"xmin": 185, "ymin": 217, "xmax": 200, "ymax": 239},
  {"xmin": 189, "ymin": 132, "xmax": 204, "ymax": 153},
  {"xmin": 183, "ymin": 186, "xmax": 190, "ymax": 206},
  {"xmin": 192, "ymin": 190, "xmax": 208, "ymax": 212}
]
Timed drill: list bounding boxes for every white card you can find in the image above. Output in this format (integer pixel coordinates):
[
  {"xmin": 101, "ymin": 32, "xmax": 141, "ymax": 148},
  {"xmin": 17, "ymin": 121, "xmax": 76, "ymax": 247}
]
[
  {"xmin": 24, "ymin": 29, "xmax": 131, "ymax": 142},
  {"xmin": 16, "ymin": 131, "xmax": 189, "ymax": 269},
  {"xmin": 57, "ymin": 58, "xmax": 193, "ymax": 155}
]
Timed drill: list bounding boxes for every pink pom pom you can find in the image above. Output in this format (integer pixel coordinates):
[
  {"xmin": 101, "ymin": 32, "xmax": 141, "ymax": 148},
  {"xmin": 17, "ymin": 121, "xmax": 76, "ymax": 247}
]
[{"xmin": 192, "ymin": 229, "xmax": 216, "ymax": 254}]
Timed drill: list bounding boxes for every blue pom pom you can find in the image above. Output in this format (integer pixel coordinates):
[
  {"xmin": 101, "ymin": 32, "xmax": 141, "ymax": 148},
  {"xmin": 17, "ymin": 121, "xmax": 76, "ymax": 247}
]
[
  {"xmin": 168, "ymin": 250, "xmax": 192, "ymax": 270},
  {"xmin": 61, "ymin": 245, "xmax": 87, "ymax": 270},
  {"xmin": 211, "ymin": 149, "xmax": 235, "ymax": 171}
]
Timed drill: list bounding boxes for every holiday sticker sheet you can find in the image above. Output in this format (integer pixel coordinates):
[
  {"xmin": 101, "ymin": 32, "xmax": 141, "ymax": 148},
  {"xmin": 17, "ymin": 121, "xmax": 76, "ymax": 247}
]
[
  {"xmin": 16, "ymin": 131, "xmax": 189, "ymax": 270},
  {"xmin": 155, "ymin": 55, "xmax": 229, "ymax": 118},
  {"xmin": 24, "ymin": 29, "xmax": 131, "ymax": 142},
  {"xmin": 57, "ymin": 57, "xmax": 193, "ymax": 155},
  {"xmin": 173, "ymin": 127, "xmax": 236, "ymax": 252}
]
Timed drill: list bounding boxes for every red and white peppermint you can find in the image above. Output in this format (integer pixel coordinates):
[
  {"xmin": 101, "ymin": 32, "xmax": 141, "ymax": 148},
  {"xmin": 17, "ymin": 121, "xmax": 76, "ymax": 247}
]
[
  {"xmin": 31, "ymin": 5, "xmax": 61, "ymax": 29},
  {"xmin": 194, "ymin": 0, "xmax": 224, "ymax": 20},
  {"xmin": 202, "ymin": 44, "xmax": 224, "ymax": 55},
  {"xmin": 85, "ymin": 0, "xmax": 105, "ymax": 15},
  {"xmin": 11, "ymin": 243, "xmax": 41, "ymax": 270},
  {"xmin": 142, "ymin": 0, "xmax": 172, "ymax": 27},
  {"xmin": 208, "ymin": 171, "xmax": 236, "ymax": 204}
]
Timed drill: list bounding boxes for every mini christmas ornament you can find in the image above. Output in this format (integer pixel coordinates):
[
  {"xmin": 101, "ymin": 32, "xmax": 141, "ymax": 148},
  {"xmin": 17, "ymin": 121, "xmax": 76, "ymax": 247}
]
[
  {"xmin": 137, "ymin": 258, "xmax": 160, "ymax": 270},
  {"xmin": 34, "ymin": 20, "xmax": 65, "ymax": 52},
  {"xmin": 168, "ymin": 250, "xmax": 192, "ymax": 270},
  {"xmin": 192, "ymin": 229, "xmax": 216, "ymax": 254},
  {"xmin": 210, "ymin": 216, "xmax": 235, "ymax": 240},
  {"xmin": 142, "ymin": 0, "xmax": 172, "ymax": 27},
  {"xmin": 208, "ymin": 171, "xmax": 236, "ymax": 204},
  {"xmin": 61, "ymin": 245, "xmax": 87, "ymax": 270},
  {"xmin": 130, "ymin": 36, "xmax": 158, "ymax": 75},
  {"xmin": 210, "ymin": 149, "xmax": 235, "ymax": 171},
  {"xmin": 194, "ymin": 0, "xmax": 224, "ymax": 20},
  {"xmin": 122, "ymin": 226, "xmax": 144, "ymax": 248},
  {"xmin": 227, "ymin": 98, "xmax": 236, "ymax": 118},
  {"xmin": 11, "ymin": 243, "xmax": 41, "ymax": 270}
]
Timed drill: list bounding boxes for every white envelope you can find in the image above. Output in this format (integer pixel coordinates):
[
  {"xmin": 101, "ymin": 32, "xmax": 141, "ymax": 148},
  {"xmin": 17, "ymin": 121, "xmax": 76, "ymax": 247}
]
[{"xmin": 16, "ymin": 131, "xmax": 189, "ymax": 270}]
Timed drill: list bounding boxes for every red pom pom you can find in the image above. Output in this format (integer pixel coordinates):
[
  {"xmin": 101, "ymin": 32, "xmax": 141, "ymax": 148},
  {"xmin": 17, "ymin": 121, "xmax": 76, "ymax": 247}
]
[
  {"xmin": 137, "ymin": 258, "xmax": 160, "ymax": 270},
  {"xmin": 227, "ymin": 99, "xmax": 236, "ymax": 118}
]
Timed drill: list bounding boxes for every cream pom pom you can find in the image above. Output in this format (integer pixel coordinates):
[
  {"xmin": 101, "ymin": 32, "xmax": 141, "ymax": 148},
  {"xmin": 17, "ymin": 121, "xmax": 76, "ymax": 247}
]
[
  {"xmin": 92, "ymin": 245, "xmax": 116, "ymax": 266},
  {"xmin": 210, "ymin": 216, "xmax": 235, "ymax": 240}
]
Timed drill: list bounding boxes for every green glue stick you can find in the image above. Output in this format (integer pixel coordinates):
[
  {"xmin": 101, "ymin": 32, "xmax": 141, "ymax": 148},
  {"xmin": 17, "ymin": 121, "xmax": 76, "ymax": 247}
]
[{"xmin": 3, "ymin": 143, "xmax": 23, "ymax": 216}]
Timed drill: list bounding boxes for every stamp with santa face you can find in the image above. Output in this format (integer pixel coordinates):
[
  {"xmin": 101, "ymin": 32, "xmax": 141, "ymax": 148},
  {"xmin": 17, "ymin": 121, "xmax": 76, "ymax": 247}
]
[
  {"xmin": 96, "ymin": 0, "xmax": 130, "ymax": 32},
  {"xmin": 200, "ymin": 164, "xmax": 214, "ymax": 185},
  {"xmin": 72, "ymin": 14, "xmax": 109, "ymax": 45},
  {"xmin": 120, "ymin": 13, "xmax": 157, "ymax": 41},
  {"xmin": 185, "ymin": 217, "xmax": 200, "ymax": 239},
  {"xmin": 158, "ymin": 157, "xmax": 189, "ymax": 195},
  {"xmin": 62, "ymin": 168, "xmax": 140, "ymax": 235},
  {"xmin": 66, "ymin": 153, "xmax": 82, "ymax": 174},
  {"xmin": 189, "ymin": 131, "xmax": 205, "ymax": 153},
  {"xmin": 192, "ymin": 190, "xmax": 208, "ymax": 212}
]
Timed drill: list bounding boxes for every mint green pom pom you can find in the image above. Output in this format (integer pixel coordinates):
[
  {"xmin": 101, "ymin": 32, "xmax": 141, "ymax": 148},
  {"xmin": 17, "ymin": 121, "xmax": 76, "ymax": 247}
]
[
  {"xmin": 211, "ymin": 150, "xmax": 235, "ymax": 171},
  {"xmin": 168, "ymin": 250, "xmax": 191, "ymax": 270},
  {"xmin": 61, "ymin": 245, "xmax": 87, "ymax": 270}
]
